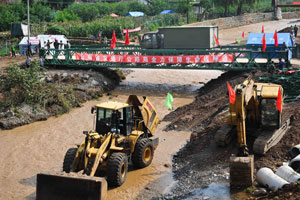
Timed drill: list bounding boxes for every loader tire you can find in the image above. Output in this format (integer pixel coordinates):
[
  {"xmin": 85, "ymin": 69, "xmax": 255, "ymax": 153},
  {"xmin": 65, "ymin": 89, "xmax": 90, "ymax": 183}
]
[
  {"xmin": 107, "ymin": 153, "xmax": 128, "ymax": 187},
  {"xmin": 63, "ymin": 148, "xmax": 77, "ymax": 173},
  {"xmin": 132, "ymin": 138, "xmax": 154, "ymax": 168}
]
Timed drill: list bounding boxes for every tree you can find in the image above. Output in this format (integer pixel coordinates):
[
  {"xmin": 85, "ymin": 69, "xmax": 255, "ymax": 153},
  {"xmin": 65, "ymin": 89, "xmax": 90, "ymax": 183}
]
[
  {"xmin": 193, "ymin": 0, "xmax": 212, "ymax": 21},
  {"xmin": 65, "ymin": 3, "xmax": 98, "ymax": 22},
  {"xmin": 236, "ymin": 0, "xmax": 260, "ymax": 15},
  {"xmin": 213, "ymin": 0, "xmax": 235, "ymax": 17},
  {"xmin": 0, "ymin": 5, "xmax": 18, "ymax": 31},
  {"xmin": 31, "ymin": 3, "xmax": 54, "ymax": 22},
  {"xmin": 47, "ymin": 0, "xmax": 75, "ymax": 10},
  {"xmin": 148, "ymin": 0, "xmax": 169, "ymax": 15},
  {"xmin": 94, "ymin": 2, "xmax": 113, "ymax": 17}
]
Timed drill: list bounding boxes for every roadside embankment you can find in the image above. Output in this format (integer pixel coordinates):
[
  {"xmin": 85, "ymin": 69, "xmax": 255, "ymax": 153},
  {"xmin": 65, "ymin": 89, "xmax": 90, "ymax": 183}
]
[{"xmin": 0, "ymin": 63, "xmax": 121, "ymax": 130}]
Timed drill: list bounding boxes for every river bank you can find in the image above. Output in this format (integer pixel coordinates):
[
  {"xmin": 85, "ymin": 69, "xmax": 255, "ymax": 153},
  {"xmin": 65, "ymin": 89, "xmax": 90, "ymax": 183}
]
[{"xmin": 0, "ymin": 65, "xmax": 121, "ymax": 130}]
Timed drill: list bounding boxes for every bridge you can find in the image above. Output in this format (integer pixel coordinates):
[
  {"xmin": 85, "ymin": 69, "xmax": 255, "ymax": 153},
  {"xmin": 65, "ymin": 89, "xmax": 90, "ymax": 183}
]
[{"xmin": 40, "ymin": 44, "xmax": 291, "ymax": 71}]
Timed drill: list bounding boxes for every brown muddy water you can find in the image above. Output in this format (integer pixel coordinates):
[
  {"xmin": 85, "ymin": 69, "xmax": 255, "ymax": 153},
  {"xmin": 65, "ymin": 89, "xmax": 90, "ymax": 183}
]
[{"xmin": 0, "ymin": 69, "xmax": 223, "ymax": 200}]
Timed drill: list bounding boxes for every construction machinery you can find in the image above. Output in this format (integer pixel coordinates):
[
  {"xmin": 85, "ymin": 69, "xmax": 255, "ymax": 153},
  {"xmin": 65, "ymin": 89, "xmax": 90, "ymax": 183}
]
[
  {"xmin": 140, "ymin": 26, "xmax": 219, "ymax": 49},
  {"xmin": 215, "ymin": 77, "xmax": 290, "ymax": 187},
  {"xmin": 36, "ymin": 95, "xmax": 159, "ymax": 200}
]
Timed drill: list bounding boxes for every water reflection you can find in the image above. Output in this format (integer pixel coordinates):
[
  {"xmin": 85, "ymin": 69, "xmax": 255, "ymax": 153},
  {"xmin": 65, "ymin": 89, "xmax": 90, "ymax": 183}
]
[{"xmin": 185, "ymin": 182, "xmax": 230, "ymax": 200}]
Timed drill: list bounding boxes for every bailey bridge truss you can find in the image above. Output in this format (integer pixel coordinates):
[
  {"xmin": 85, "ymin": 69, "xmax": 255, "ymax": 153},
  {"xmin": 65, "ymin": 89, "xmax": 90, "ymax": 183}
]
[{"xmin": 40, "ymin": 45, "xmax": 291, "ymax": 71}]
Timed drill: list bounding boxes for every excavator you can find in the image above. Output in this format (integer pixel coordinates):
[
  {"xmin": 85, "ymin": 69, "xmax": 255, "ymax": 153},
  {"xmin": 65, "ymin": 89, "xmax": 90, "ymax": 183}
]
[
  {"xmin": 215, "ymin": 77, "xmax": 290, "ymax": 187},
  {"xmin": 36, "ymin": 95, "xmax": 159, "ymax": 200}
]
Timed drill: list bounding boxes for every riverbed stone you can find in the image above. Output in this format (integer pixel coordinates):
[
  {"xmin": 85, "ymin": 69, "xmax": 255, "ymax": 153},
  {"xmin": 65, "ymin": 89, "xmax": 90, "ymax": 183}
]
[{"xmin": 252, "ymin": 188, "xmax": 267, "ymax": 197}]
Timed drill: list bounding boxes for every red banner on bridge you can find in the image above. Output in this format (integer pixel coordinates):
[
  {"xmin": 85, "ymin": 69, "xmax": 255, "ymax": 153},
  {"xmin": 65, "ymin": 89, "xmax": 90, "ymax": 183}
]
[
  {"xmin": 75, "ymin": 53, "xmax": 234, "ymax": 64},
  {"xmin": 122, "ymin": 26, "xmax": 142, "ymax": 34},
  {"xmin": 75, "ymin": 53, "xmax": 233, "ymax": 64}
]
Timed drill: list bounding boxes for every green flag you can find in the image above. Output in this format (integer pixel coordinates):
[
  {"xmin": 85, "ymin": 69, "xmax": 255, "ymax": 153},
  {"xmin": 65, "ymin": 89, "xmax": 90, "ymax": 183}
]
[
  {"xmin": 165, "ymin": 93, "xmax": 174, "ymax": 110},
  {"xmin": 238, "ymin": 36, "xmax": 241, "ymax": 44}
]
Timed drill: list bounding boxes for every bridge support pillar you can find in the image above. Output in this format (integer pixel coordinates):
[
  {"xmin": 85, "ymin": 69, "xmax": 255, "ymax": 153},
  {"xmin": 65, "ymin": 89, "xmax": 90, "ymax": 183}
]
[{"xmin": 274, "ymin": 7, "xmax": 282, "ymax": 20}]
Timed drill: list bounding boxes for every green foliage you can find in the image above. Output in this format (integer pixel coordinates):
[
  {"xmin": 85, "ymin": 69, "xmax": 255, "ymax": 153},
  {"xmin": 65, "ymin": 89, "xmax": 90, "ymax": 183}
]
[
  {"xmin": 65, "ymin": 3, "xmax": 98, "ymax": 22},
  {"xmin": 0, "ymin": 5, "xmax": 18, "ymax": 32},
  {"xmin": 0, "ymin": 63, "xmax": 44, "ymax": 106},
  {"xmin": 0, "ymin": 63, "xmax": 79, "ymax": 113},
  {"xmin": 0, "ymin": 3, "xmax": 54, "ymax": 31},
  {"xmin": 47, "ymin": 25, "xmax": 68, "ymax": 35},
  {"xmin": 94, "ymin": 2, "xmax": 113, "ymax": 17},
  {"xmin": 30, "ymin": 3, "xmax": 54, "ymax": 23},
  {"xmin": 47, "ymin": 0, "xmax": 75, "ymax": 10},
  {"xmin": 56, "ymin": 10, "xmax": 79, "ymax": 22},
  {"xmin": 54, "ymin": 13, "xmax": 184, "ymax": 38},
  {"xmin": 148, "ymin": 0, "xmax": 169, "ymax": 15}
]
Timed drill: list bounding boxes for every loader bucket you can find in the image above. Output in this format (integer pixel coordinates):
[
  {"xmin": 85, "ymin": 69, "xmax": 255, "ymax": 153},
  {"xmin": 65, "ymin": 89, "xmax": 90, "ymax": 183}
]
[{"xmin": 36, "ymin": 173, "xmax": 107, "ymax": 200}]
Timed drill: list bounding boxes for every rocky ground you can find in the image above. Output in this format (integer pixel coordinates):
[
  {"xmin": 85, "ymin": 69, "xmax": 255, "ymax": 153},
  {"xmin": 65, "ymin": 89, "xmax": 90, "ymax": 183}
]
[
  {"xmin": 0, "ymin": 67, "xmax": 121, "ymax": 129},
  {"xmin": 160, "ymin": 70, "xmax": 300, "ymax": 199}
]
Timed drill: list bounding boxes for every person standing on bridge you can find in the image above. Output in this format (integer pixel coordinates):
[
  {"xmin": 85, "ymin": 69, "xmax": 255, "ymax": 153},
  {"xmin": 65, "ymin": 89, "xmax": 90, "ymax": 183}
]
[
  {"xmin": 46, "ymin": 40, "xmax": 52, "ymax": 55},
  {"xmin": 54, "ymin": 39, "xmax": 59, "ymax": 58},
  {"xmin": 65, "ymin": 41, "xmax": 71, "ymax": 61},
  {"xmin": 294, "ymin": 25, "xmax": 298, "ymax": 37},
  {"xmin": 278, "ymin": 58, "xmax": 285, "ymax": 70}
]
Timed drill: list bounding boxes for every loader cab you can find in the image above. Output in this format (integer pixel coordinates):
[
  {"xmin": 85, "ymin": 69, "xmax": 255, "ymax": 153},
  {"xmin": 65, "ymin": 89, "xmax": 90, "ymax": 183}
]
[{"xmin": 93, "ymin": 102, "xmax": 134, "ymax": 136}]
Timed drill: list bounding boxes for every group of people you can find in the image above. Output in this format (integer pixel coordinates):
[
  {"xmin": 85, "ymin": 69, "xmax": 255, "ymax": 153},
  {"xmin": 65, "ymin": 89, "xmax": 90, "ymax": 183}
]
[
  {"xmin": 46, "ymin": 39, "xmax": 71, "ymax": 50},
  {"xmin": 290, "ymin": 25, "xmax": 298, "ymax": 37},
  {"xmin": 24, "ymin": 38, "xmax": 71, "ymax": 68}
]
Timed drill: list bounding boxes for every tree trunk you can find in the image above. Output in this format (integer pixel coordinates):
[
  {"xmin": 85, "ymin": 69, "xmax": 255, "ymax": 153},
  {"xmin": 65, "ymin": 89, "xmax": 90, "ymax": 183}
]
[
  {"xmin": 237, "ymin": 1, "xmax": 243, "ymax": 16},
  {"xmin": 224, "ymin": 1, "xmax": 229, "ymax": 17}
]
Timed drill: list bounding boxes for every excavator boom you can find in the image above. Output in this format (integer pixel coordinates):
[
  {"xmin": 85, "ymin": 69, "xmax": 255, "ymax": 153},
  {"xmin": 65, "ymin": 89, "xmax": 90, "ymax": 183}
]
[{"xmin": 215, "ymin": 77, "xmax": 289, "ymax": 188}]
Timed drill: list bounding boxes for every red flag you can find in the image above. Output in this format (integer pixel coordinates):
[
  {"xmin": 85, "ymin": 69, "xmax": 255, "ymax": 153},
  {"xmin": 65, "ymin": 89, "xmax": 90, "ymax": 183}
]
[
  {"xmin": 214, "ymin": 33, "xmax": 221, "ymax": 47},
  {"xmin": 110, "ymin": 30, "xmax": 117, "ymax": 49},
  {"xmin": 125, "ymin": 28, "xmax": 130, "ymax": 45},
  {"xmin": 262, "ymin": 25, "xmax": 264, "ymax": 33},
  {"xmin": 276, "ymin": 87, "xmax": 282, "ymax": 113},
  {"xmin": 242, "ymin": 32, "xmax": 245, "ymax": 39},
  {"xmin": 262, "ymin": 33, "xmax": 266, "ymax": 52},
  {"xmin": 227, "ymin": 82, "xmax": 236, "ymax": 104},
  {"xmin": 273, "ymin": 30, "xmax": 278, "ymax": 47}
]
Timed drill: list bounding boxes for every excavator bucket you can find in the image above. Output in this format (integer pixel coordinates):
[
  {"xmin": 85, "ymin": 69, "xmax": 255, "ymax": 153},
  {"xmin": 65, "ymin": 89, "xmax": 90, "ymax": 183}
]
[{"xmin": 36, "ymin": 173, "xmax": 107, "ymax": 200}]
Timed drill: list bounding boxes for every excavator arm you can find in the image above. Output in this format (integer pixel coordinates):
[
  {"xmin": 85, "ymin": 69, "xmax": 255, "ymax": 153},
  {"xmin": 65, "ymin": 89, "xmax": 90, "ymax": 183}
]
[{"xmin": 232, "ymin": 78, "xmax": 256, "ymax": 156}]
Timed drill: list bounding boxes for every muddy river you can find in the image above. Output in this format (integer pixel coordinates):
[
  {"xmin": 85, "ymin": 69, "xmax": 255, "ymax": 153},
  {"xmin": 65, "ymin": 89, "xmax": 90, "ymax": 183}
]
[{"xmin": 0, "ymin": 69, "xmax": 222, "ymax": 200}]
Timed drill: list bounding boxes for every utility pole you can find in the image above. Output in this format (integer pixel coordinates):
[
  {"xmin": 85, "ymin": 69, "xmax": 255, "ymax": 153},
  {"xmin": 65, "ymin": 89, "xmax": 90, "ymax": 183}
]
[
  {"xmin": 27, "ymin": 0, "xmax": 30, "ymax": 43},
  {"xmin": 186, "ymin": 0, "xmax": 189, "ymax": 24}
]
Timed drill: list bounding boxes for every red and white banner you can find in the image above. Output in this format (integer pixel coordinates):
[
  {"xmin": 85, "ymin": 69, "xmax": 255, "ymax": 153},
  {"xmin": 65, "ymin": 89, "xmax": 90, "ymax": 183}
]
[
  {"xmin": 75, "ymin": 53, "xmax": 234, "ymax": 64},
  {"xmin": 122, "ymin": 27, "xmax": 142, "ymax": 34}
]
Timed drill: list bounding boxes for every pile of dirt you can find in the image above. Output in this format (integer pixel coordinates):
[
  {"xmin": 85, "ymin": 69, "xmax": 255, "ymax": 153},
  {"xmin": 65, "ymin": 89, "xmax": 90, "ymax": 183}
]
[
  {"xmin": 161, "ymin": 70, "xmax": 300, "ymax": 199},
  {"xmin": 0, "ymin": 68, "xmax": 121, "ymax": 130}
]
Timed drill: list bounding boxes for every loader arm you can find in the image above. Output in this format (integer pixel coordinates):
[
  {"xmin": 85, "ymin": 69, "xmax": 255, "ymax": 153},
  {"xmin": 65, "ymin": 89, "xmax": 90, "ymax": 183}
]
[{"xmin": 90, "ymin": 133, "xmax": 112, "ymax": 177}]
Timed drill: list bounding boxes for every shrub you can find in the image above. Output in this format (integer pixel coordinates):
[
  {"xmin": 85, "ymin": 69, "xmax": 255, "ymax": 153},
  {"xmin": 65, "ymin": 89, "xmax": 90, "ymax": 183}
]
[
  {"xmin": 0, "ymin": 63, "xmax": 80, "ymax": 113},
  {"xmin": 47, "ymin": 25, "xmax": 68, "ymax": 35},
  {"xmin": 56, "ymin": 10, "xmax": 79, "ymax": 22}
]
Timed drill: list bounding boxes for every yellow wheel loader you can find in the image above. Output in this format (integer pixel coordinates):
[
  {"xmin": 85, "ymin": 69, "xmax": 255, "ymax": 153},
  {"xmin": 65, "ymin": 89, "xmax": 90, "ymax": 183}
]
[
  {"xmin": 36, "ymin": 95, "xmax": 159, "ymax": 200},
  {"xmin": 215, "ymin": 78, "xmax": 290, "ymax": 188}
]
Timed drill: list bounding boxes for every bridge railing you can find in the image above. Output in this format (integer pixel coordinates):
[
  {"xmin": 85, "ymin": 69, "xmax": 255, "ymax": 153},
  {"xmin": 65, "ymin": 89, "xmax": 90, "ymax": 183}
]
[{"xmin": 40, "ymin": 48, "xmax": 289, "ymax": 70}]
